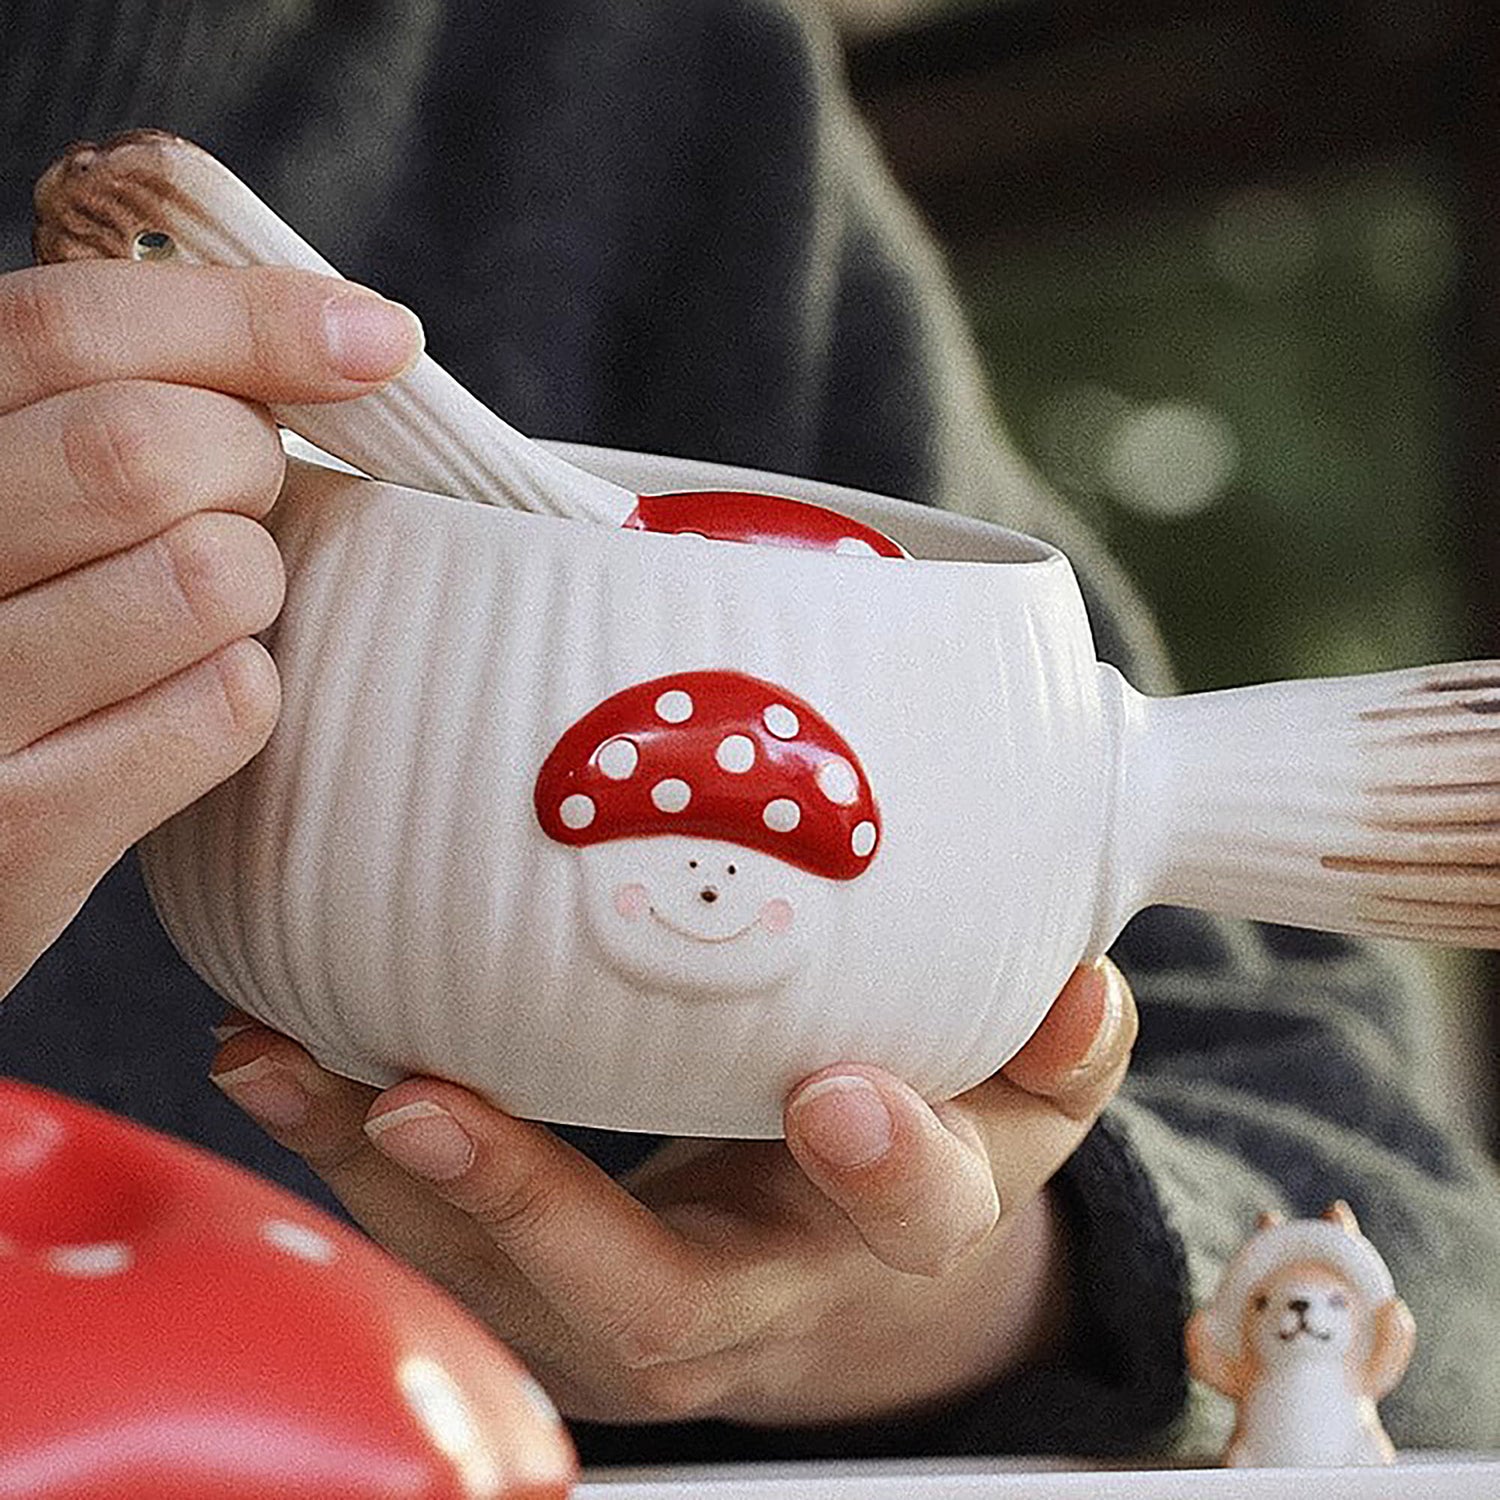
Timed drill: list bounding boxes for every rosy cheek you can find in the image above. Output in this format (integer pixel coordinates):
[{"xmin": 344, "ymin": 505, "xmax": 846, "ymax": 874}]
[
  {"xmin": 614, "ymin": 884, "xmax": 649, "ymax": 921},
  {"xmin": 759, "ymin": 897, "xmax": 794, "ymax": 934}
]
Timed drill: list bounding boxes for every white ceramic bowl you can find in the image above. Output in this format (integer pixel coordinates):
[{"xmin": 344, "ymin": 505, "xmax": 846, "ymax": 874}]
[{"xmin": 140, "ymin": 446, "xmax": 1500, "ymax": 1137}]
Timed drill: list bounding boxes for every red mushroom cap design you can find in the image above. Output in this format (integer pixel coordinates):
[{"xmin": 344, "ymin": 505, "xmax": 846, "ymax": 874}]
[
  {"xmin": 0, "ymin": 1079, "xmax": 576, "ymax": 1500},
  {"xmin": 625, "ymin": 491, "xmax": 908, "ymax": 558},
  {"xmin": 535, "ymin": 671, "xmax": 881, "ymax": 880}
]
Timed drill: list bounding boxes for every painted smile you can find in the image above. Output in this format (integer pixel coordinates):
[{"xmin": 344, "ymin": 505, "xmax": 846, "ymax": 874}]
[
  {"xmin": 648, "ymin": 907, "xmax": 760, "ymax": 945},
  {"xmin": 1279, "ymin": 1322, "xmax": 1332, "ymax": 1343}
]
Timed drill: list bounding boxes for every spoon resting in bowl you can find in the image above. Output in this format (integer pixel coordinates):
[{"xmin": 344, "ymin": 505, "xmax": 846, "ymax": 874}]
[{"xmin": 32, "ymin": 129, "xmax": 907, "ymax": 558}]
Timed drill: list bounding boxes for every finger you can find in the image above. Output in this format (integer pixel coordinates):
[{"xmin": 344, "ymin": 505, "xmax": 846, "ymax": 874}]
[
  {"xmin": 784, "ymin": 1065, "xmax": 1001, "ymax": 1277},
  {"xmin": 782, "ymin": 964, "xmax": 1137, "ymax": 1279},
  {"xmin": 1000, "ymin": 959, "xmax": 1137, "ymax": 1120},
  {"xmin": 207, "ymin": 1027, "xmax": 586, "ymax": 1354},
  {"xmin": 360, "ymin": 1080, "xmax": 734, "ymax": 1367},
  {"xmin": 0, "ymin": 261, "xmax": 423, "ymax": 415},
  {"xmin": 0, "ymin": 638, "xmax": 278, "ymax": 995},
  {"xmin": 0, "ymin": 511, "xmax": 284, "ymax": 753},
  {"xmin": 931, "ymin": 963, "xmax": 1137, "ymax": 1232},
  {"xmin": 209, "ymin": 1028, "xmax": 485, "ymax": 1273},
  {"xmin": 0, "ymin": 379, "xmax": 283, "ymax": 597}
]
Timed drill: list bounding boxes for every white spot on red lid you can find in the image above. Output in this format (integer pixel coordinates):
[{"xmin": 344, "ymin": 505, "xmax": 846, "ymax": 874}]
[
  {"xmin": 816, "ymin": 756, "xmax": 859, "ymax": 806},
  {"xmin": 655, "ymin": 690, "xmax": 694, "ymax": 723},
  {"xmin": 398, "ymin": 1355, "xmax": 501, "ymax": 1495},
  {"xmin": 262, "ymin": 1218, "xmax": 338, "ymax": 1264},
  {"xmin": 652, "ymin": 778, "xmax": 692, "ymax": 813},
  {"xmin": 852, "ymin": 821, "xmax": 878, "ymax": 858},
  {"xmin": 716, "ymin": 734, "xmax": 756, "ymax": 773},
  {"xmin": 835, "ymin": 536, "xmax": 879, "ymax": 556},
  {"xmin": 764, "ymin": 798, "xmax": 802, "ymax": 833},
  {"xmin": 596, "ymin": 737, "xmax": 638, "ymax": 780},
  {"xmin": 560, "ymin": 794, "xmax": 596, "ymax": 830},
  {"xmin": 763, "ymin": 703, "xmax": 800, "ymax": 740},
  {"xmin": 47, "ymin": 1242, "xmax": 132, "ymax": 1278}
]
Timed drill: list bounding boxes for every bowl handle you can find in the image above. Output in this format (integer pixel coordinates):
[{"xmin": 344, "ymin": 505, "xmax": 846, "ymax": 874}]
[{"xmin": 1095, "ymin": 660, "xmax": 1500, "ymax": 950}]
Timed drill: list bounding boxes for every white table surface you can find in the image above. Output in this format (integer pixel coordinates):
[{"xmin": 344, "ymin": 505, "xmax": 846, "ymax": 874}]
[{"xmin": 577, "ymin": 1453, "xmax": 1500, "ymax": 1498}]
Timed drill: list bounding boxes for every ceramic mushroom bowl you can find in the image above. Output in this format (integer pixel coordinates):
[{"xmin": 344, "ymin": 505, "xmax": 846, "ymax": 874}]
[
  {"xmin": 137, "ymin": 442, "xmax": 1500, "ymax": 1138},
  {"xmin": 35, "ymin": 131, "xmax": 1500, "ymax": 1139}
]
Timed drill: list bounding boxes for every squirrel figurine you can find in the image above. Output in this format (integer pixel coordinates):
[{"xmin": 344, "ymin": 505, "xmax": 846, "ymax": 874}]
[{"xmin": 1185, "ymin": 1201, "xmax": 1416, "ymax": 1468}]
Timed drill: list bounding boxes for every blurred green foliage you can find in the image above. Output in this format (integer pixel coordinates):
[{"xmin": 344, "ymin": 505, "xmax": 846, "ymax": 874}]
[{"xmin": 958, "ymin": 158, "xmax": 1465, "ymax": 692}]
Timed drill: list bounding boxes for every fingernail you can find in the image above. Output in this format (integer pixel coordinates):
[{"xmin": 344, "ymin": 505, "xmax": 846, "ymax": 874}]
[
  {"xmin": 210, "ymin": 1023, "xmax": 253, "ymax": 1042},
  {"xmin": 1068, "ymin": 961, "xmax": 1127, "ymax": 1079},
  {"xmin": 210, "ymin": 1056, "xmax": 309, "ymax": 1130},
  {"xmin": 788, "ymin": 1075, "xmax": 893, "ymax": 1169},
  {"xmin": 322, "ymin": 290, "xmax": 424, "ymax": 380},
  {"xmin": 364, "ymin": 1101, "xmax": 474, "ymax": 1181}
]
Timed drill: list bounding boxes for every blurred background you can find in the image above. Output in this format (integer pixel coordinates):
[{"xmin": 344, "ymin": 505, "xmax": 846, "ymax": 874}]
[{"xmin": 821, "ymin": 0, "xmax": 1499, "ymax": 1142}]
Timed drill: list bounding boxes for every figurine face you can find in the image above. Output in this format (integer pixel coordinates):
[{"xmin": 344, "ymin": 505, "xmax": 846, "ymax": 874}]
[
  {"xmin": 578, "ymin": 836, "xmax": 830, "ymax": 996},
  {"xmin": 1244, "ymin": 1261, "xmax": 1359, "ymax": 1372}
]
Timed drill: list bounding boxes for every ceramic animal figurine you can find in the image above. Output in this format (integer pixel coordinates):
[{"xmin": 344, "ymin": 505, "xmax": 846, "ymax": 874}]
[
  {"xmin": 29, "ymin": 136, "xmax": 1500, "ymax": 1139},
  {"xmin": 1185, "ymin": 1202, "xmax": 1416, "ymax": 1468},
  {"xmin": 0, "ymin": 1078, "xmax": 576, "ymax": 1499}
]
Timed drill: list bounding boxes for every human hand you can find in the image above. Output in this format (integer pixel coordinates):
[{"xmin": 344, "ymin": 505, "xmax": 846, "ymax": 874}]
[
  {"xmin": 210, "ymin": 960, "xmax": 1136, "ymax": 1427},
  {"xmin": 0, "ymin": 261, "xmax": 422, "ymax": 998}
]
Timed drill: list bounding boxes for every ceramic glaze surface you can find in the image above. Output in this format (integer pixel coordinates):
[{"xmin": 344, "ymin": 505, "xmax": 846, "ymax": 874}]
[
  {"xmin": 0, "ymin": 1080, "xmax": 576, "ymax": 1498},
  {"xmin": 36, "ymin": 132, "xmax": 1500, "ymax": 1138},
  {"xmin": 141, "ymin": 453, "xmax": 1106, "ymax": 1137}
]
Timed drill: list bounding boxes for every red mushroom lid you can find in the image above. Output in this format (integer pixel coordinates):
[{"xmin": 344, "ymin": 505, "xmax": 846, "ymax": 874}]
[
  {"xmin": 624, "ymin": 490, "xmax": 908, "ymax": 558},
  {"xmin": 534, "ymin": 670, "xmax": 881, "ymax": 880},
  {"xmin": 0, "ymin": 1079, "xmax": 576, "ymax": 1500}
]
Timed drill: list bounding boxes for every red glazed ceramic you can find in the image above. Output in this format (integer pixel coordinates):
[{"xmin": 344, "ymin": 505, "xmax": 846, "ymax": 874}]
[{"xmin": 0, "ymin": 1079, "xmax": 576, "ymax": 1499}]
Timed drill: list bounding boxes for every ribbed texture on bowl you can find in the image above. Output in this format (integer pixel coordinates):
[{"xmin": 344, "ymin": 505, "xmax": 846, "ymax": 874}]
[
  {"xmin": 1119, "ymin": 662, "xmax": 1500, "ymax": 948},
  {"xmin": 142, "ymin": 459, "xmax": 1107, "ymax": 1136}
]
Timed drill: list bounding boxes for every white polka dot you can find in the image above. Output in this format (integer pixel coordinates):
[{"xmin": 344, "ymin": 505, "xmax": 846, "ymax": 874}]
[
  {"xmin": 560, "ymin": 794, "xmax": 596, "ymax": 830},
  {"xmin": 262, "ymin": 1218, "xmax": 338, "ymax": 1264},
  {"xmin": 596, "ymin": 737, "xmax": 638, "ymax": 780},
  {"xmin": 835, "ymin": 536, "xmax": 879, "ymax": 556},
  {"xmin": 0, "ymin": 1234, "xmax": 15, "ymax": 1257},
  {"xmin": 652, "ymin": 778, "xmax": 692, "ymax": 813},
  {"xmin": 398, "ymin": 1356, "xmax": 498, "ymax": 1493},
  {"xmin": 716, "ymin": 734, "xmax": 756, "ymax": 774},
  {"xmin": 48, "ymin": 1242, "xmax": 132, "ymax": 1278},
  {"xmin": 763, "ymin": 704, "xmax": 800, "ymax": 740},
  {"xmin": 816, "ymin": 757, "xmax": 859, "ymax": 805},
  {"xmin": 852, "ymin": 821, "xmax": 878, "ymax": 858},
  {"xmin": 764, "ymin": 798, "xmax": 802, "ymax": 833},
  {"xmin": 655, "ymin": 690, "xmax": 694, "ymax": 723}
]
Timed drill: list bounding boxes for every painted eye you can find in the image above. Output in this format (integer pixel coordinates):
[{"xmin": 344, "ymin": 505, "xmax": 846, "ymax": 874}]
[
  {"xmin": 132, "ymin": 229, "xmax": 176, "ymax": 260},
  {"xmin": 688, "ymin": 860, "xmax": 698, "ymax": 870},
  {"xmin": 1253, "ymin": 1294, "xmax": 1269, "ymax": 1312},
  {"xmin": 727, "ymin": 864, "xmax": 738, "ymax": 876}
]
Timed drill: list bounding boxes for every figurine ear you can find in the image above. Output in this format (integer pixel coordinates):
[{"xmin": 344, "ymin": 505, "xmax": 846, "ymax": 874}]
[
  {"xmin": 1255, "ymin": 1210, "xmax": 1285, "ymax": 1233},
  {"xmin": 1322, "ymin": 1200, "xmax": 1361, "ymax": 1236}
]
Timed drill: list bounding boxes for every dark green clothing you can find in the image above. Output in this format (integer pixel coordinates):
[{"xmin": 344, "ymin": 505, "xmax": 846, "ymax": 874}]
[{"xmin": 4, "ymin": 0, "xmax": 1499, "ymax": 1464}]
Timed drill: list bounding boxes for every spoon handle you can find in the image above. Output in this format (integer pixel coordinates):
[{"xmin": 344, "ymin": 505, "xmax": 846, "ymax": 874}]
[{"xmin": 32, "ymin": 130, "xmax": 635, "ymax": 525}]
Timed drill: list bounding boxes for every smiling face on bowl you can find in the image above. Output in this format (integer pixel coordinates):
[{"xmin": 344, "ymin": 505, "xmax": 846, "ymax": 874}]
[{"xmin": 577, "ymin": 835, "xmax": 830, "ymax": 997}]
